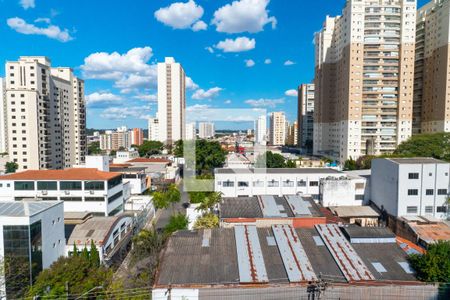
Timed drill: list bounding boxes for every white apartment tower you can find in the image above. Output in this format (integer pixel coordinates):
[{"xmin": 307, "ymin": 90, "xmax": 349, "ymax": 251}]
[
  {"xmin": 255, "ymin": 115, "xmax": 267, "ymax": 145},
  {"xmin": 413, "ymin": 0, "xmax": 450, "ymax": 133},
  {"xmin": 198, "ymin": 122, "xmax": 215, "ymax": 139},
  {"xmin": 314, "ymin": 0, "xmax": 416, "ymax": 162},
  {"xmin": 185, "ymin": 122, "xmax": 196, "ymax": 140},
  {"xmin": 0, "ymin": 78, "xmax": 7, "ymax": 153},
  {"xmin": 157, "ymin": 57, "xmax": 186, "ymax": 144},
  {"xmin": 269, "ymin": 112, "xmax": 286, "ymax": 146},
  {"xmin": 148, "ymin": 117, "xmax": 160, "ymax": 141},
  {"xmin": 4, "ymin": 57, "xmax": 86, "ymax": 171}
]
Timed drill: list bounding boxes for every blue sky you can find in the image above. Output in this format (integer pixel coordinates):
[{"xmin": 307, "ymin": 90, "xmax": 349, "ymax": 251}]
[{"xmin": 0, "ymin": 0, "xmax": 428, "ymax": 129}]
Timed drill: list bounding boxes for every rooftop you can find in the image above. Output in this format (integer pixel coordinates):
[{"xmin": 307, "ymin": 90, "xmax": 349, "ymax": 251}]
[
  {"xmin": 341, "ymin": 225, "xmax": 396, "ymax": 240},
  {"xmin": 0, "ymin": 201, "xmax": 61, "ymax": 217},
  {"xmin": 408, "ymin": 221, "xmax": 450, "ymax": 244},
  {"xmin": 109, "ymin": 167, "xmax": 147, "ymax": 173},
  {"xmin": 0, "ymin": 168, "xmax": 122, "ymax": 181},
  {"xmin": 215, "ymin": 168, "xmax": 341, "ymax": 174},
  {"xmin": 329, "ymin": 206, "xmax": 380, "ymax": 218},
  {"xmin": 387, "ymin": 157, "xmax": 447, "ymax": 165},
  {"xmin": 127, "ymin": 158, "xmax": 170, "ymax": 164}
]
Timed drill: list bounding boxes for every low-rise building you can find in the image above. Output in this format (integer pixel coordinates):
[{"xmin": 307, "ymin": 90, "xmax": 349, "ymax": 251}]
[
  {"xmin": 371, "ymin": 158, "xmax": 449, "ymax": 219},
  {"xmin": 0, "ymin": 201, "xmax": 65, "ymax": 298},
  {"xmin": 214, "ymin": 168, "xmax": 342, "ymax": 198},
  {"xmin": 0, "ymin": 169, "xmax": 125, "ymax": 216},
  {"xmin": 319, "ymin": 176, "xmax": 367, "ymax": 207},
  {"xmin": 113, "ymin": 150, "xmax": 139, "ymax": 164},
  {"xmin": 329, "ymin": 206, "xmax": 380, "ymax": 227},
  {"xmin": 109, "ymin": 165, "xmax": 149, "ymax": 195}
]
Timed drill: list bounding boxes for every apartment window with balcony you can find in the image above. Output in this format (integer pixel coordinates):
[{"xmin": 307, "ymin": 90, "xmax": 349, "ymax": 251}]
[
  {"xmin": 253, "ymin": 180, "xmax": 264, "ymax": 187},
  {"xmin": 407, "ymin": 189, "xmax": 418, "ymax": 196},
  {"xmin": 408, "ymin": 173, "xmax": 419, "ymax": 179}
]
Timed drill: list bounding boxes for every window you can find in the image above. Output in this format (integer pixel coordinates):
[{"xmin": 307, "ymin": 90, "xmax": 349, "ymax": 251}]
[
  {"xmin": 222, "ymin": 180, "xmax": 234, "ymax": 187},
  {"xmin": 283, "ymin": 180, "xmax": 294, "ymax": 187},
  {"xmin": 60, "ymin": 181, "xmax": 82, "ymax": 190},
  {"xmin": 407, "ymin": 189, "xmax": 418, "ymax": 196},
  {"xmin": 425, "ymin": 206, "xmax": 433, "ymax": 214},
  {"xmin": 297, "ymin": 180, "xmax": 306, "ymax": 187},
  {"xmin": 37, "ymin": 181, "xmax": 57, "ymax": 190},
  {"xmin": 408, "ymin": 173, "xmax": 419, "ymax": 179},
  {"xmin": 41, "ymin": 197, "xmax": 57, "ymax": 200},
  {"xmin": 60, "ymin": 197, "xmax": 82, "ymax": 201},
  {"xmin": 267, "ymin": 180, "xmax": 279, "ymax": 187},
  {"xmin": 14, "ymin": 181, "xmax": 34, "ymax": 190},
  {"xmin": 238, "ymin": 181, "xmax": 249, "ymax": 187},
  {"xmin": 437, "ymin": 206, "xmax": 447, "ymax": 213},
  {"xmin": 84, "ymin": 181, "xmax": 105, "ymax": 190},
  {"xmin": 309, "ymin": 181, "xmax": 319, "ymax": 187},
  {"xmin": 85, "ymin": 197, "xmax": 104, "ymax": 202},
  {"xmin": 108, "ymin": 191, "xmax": 123, "ymax": 203},
  {"xmin": 426, "ymin": 189, "xmax": 434, "ymax": 196},
  {"xmin": 107, "ymin": 176, "xmax": 122, "ymax": 189},
  {"xmin": 108, "ymin": 204, "xmax": 123, "ymax": 216},
  {"xmin": 438, "ymin": 189, "xmax": 447, "ymax": 195},
  {"xmin": 355, "ymin": 194, "xmax": 364, "ymax": 200},
  {"xmin": 406, "ymin": 206, "xmax": 418, "ymax": 214},
  {"xmin": 253, "ymin": 180, "xmax": 264, "ymax": 187}
]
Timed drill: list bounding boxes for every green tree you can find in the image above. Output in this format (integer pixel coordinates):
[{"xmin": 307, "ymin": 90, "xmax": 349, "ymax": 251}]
[
  {"xmin": 152, "ymin": 184, "xmax": 181, "ymax": 213},
  {"xmin": 193, "ymin": 213, "xmax": 219, "ymax": 229},
  {"xmin": 90, "ymin": 240, "xmax": 100, "ymax": 268},
  {"xmin": 394, "ymin": 132, "xmax": 450, "ymax": 161},
  {"xmin": 344, "ymin": 157, "xmax": 357, "ymax": 170},
  {"xmin": 27, "ymin": 256, "xmax": 111, "ymax": 299},
  {"xmin": 5, "ymin": 161, "xmax": 18, "ymax": 174},
  {"xmin": 255, "ymin": 151, "xmax": 286, "ymax": 168},
  {"xmin": 87, "ymin": 141, "xmax": 101, "ymax": 155},
  {"xmin": 356, "ymin": 155, "xmax": 376, "ymax": 170},
  {"xmin": 72, "ymin": 243, "xmax": 78, "ymax": 257},
  {"xmin": 81, "ymin": 245, "xmax": 90, "ymax": 261},
  {"xmin": 137, "ymin": 140, "xmax": 164, "ymax": 157},
  {"xmin": 286, "ymin": 159, "xmax": 297, "ymax": 168},
  {"xmin": 195, "ymin": 192, "xmax": 221, "ymax": 214},
  {"xmin": 408, "ymin": 241, "xmax": 450, "ymax": 282},
  {"xmin": 164, "ymin": 213, "xmax": 189, "ymax": 235},
  {"xmin": 152, "ymin": 191, "xmax": 170, "ymax": 210}
]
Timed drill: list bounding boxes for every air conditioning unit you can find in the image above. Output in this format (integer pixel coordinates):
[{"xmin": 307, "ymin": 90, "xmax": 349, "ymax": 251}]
[
  {"xmin": 64, "ymin": 190, "xmax": 70, "ymax": 195},
  {"xmin": 90, "ymin": 190, "xmax": 94, "ymax": 195},
  {"xmin": 42, "ymin": 190, "xmax": 48, "ymax": 195}
]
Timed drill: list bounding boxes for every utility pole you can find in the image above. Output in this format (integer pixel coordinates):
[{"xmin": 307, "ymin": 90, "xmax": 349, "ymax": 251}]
[{"xmin": 307, "ymin": 274, "xmax": 328, "ymax": 300}]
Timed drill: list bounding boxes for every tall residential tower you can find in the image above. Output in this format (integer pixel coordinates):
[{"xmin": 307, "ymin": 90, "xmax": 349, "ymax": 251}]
[
  {"xmin": 269, "ymin": 112, "xmax": 286, "ymax": 146},
  {"xmin": 297, "ymin": 83, "xmax": 315, "ymax": 151}
]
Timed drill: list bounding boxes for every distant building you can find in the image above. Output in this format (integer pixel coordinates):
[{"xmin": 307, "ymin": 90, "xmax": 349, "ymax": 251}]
[
  {"xmin": 157, "ymin": 57, "xmax": 186, "ymax": 144},
  {"xmin": 4, "ymin": 56, "xmax": 86, "ymax": 170},
  {"xmin": 131, "ymin": 128, "xmax": 144, "ymax": 146},
  {"xmin": 99, "ymin": 128, "xmax": 133, "ymax": 151},
  {"xmin": 198, "ymin": 122, "xmax": 215, "ymax": 139},
  {"xmin": 148, "ymin": 118, "xmax": 159, "ymax": 141},
  {"xmin": 113, "ymin": 150, "xmax": 139, "ymax": 164},
  {"xmin": 185, "ymin": 122, "xmax": 196, "ymax": 140},
  {"xmin": 371, "ymin": 157, "xmax": 449, "ymax": 219},
  {"xmin": 297, "ymin": 83, "xmax": 314, "ymax": 151},
  {"xmin": 286, "ymin": 121, "xmax": 298, "ymax": 146},
  {"xmin": 0, "ymin": 78, "xmax": 6, "ymax": 153},
  {"xmin": 254, "ymin": 115, "xmax": 267, "ymax": 145},
  {"xmin": 269, "ymin": 112, "xmax": 286, "ymax": 146},
  {"xmin": 0, "ymin": 201, "xmax": 64, "ymax": 298}
]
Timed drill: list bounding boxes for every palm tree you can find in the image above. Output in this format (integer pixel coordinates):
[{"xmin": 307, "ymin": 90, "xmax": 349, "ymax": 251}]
[{"xmin": 196, "ymin": 192, "xmax": 221, "ymax": 214}]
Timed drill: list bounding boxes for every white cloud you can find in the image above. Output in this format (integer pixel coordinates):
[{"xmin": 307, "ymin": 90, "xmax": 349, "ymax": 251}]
[
  {"xmin": 192, "ymin": 20, "xmax": 207, "ymax": 31},
  {"xmin": 205, "ymin": 46, "xmax": 214, "ymax": 54},
  {"xmin": 132, "ymin": 94, "xmax": 157, "ymax": 101},
  {"xmin": 215, "ymin": 36, "xmax": 255, "ymax": 53},
  {"xmin": 285, "ymin": 89, "xmax": 298, "ymax": 97},
  {"xmin": 154, "ymin": 0, "xmax": 204, "ymax": 31},
  {"xmin": 264, "ymin": 58, "xmax": 271, "ymax": 64},
  {"xmin": 212, "ymin": 0, "xmax": 276, "ymax": 33},
  {"xmin": 192, "ymin": 87, "xmax": 222, "ymax": 100},
  {"xmin": 100, "ymin": 106, "xmax": 151, "ymax": 120},
  {"xmin": 186, "ymin": 104, "xmax": 211, "ymax": 112},
  {"xmin": 20, "ymin": 0, "xmax": 35, "ymax": 10},
  {"xmin": 284, "ymin": 60, "xmax": 295, "ymax": 66},
  {"xmin": 186, "ymin": 76, "xmax": 199, "ymax": 90},
  {"xmin": 7, "ymin": 17, "xmax": 73, "ymax": 42},
  {"xmin": 34, "ymin": 18, "xmax": 50, "ymax": 24},
  {"xmin": 224, "ymin": 99, "xmax": 232, "ymax": 104},
  {"xmin": 86, "ymin": 92, "xmax": 122, "ymax": 106},
  {"xmin": 245, "ymin": 98, "xmax": 284, "ymax": 108},
  {"xmin": 245, "ymin": 59, "xmax": 255, "ymax": 67}
]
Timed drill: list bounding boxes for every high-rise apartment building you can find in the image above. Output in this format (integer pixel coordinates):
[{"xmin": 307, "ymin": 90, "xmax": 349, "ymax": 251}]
[
  {"xmin": 99, "ymin": 128, "xmax": 132, "ymax": 151},
  {"xmin": 198, "ymin": 122, "xmax": 215, "ymax": 139},
  {"xmin": 0, "ymin": 78, "xmax": 7, "ymax": 153},
  {"xmin": 286, "ymin": 121, "xmax": 298, "ymax": 146},
  {"xmin": 297, "ymin": 83, "xmax": 315, "ymax": 151},
  {"xmin": 185, "ymin": 122, "xmax": 196, "ymax": 140},
  {"xmin": 413, "ymin": 0, "xmax": 450, "ymax": 133},
  {"xmin": 4, "ymin": 57, "xmax": 86, "ymax": 171},
  {"xmin": 255, "ymin": 115, "xmax": 267, "ymax": 145},
  {"xmin": 314, "ymin": 0, "xmax": 416, "ymax": 162},
  {"xmin": 269, "ymin": 112, "xmax": 286, "ymax": 146},
  {"xmin": 156, "ymin": 57, "xmax": 186, "ymax": 144},
  {"xmin": 131, "ymin": 128, "xmax": 144, "ymax": 146},
  {"xmin": 148, "ymin": 118, "xmax": 159, "ymax": 141}
]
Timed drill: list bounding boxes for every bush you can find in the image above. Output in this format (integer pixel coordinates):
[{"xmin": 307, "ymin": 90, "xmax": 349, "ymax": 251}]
[
  {"xmin": 408, "ymin": 241, "xmax": 450, "ymax": 282},
  {"xmin": 164, "ymin": 213, "xmax": 189, "ymax": 235},
  {"xmin": 193, "ymin": 213, "xmax": 219, "ymax": 229}
]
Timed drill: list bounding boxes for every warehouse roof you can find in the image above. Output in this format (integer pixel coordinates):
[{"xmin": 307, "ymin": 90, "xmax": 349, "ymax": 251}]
[
  {"xmin": 387, "ymin": 157, "xmax": 446, "ymax": 165},
  {"xmin": 215, "ymin": 168, "xmax": 341, "ymax": 174},
  {"xmin": 0, "ymin": 201, "xmax": 62, "ymax": 217}
]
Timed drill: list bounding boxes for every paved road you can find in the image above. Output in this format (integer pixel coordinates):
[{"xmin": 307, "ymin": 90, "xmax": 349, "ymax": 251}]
[{"xmin": 155, "ymin": 182, "xmax": 188, "ymax": 230}]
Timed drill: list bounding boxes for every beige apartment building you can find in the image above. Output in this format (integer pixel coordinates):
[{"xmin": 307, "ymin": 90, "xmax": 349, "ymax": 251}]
[
  {"xmin": 414, "ymin": 0, "xmax": 450, "ymax": 133},
  {"xmin": 4, "ymin": 57, "xmax": 86, "ymax": 171},
  {"xmin": 297, "ymin": 83, "xmax": 315, "ymax": 151},
  {"xmin": 314, "ymin": 0, "xmax": 416, "ymax": 162},
  {"xmin": 286, "ymin": 121, "xmax": 298, "ymax": 146},
  {"xmin": 269, "ymin": 112, "xmax": 286, "ymax": 146}
]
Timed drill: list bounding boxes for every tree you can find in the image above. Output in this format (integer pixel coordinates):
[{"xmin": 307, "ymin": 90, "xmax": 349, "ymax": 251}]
[
  {"xmin": 137, "ymin": 140, "xmax": 163, "ymax": 157},
  {"xmin": 90, "ymin": 240, "xmax": 100, "ymax": 268},
  {"xmin": 286, "ymin": 159, "xmax": 297, "ymax": 168},
  {"xmin": 355, "ymin": 155, "xmax": 376, "ymax": 170},
  {"xmin": 5, "ymin": 161, "xmax": 18, "ymax": 174},
  {"xmin": 394, "ymin": 132, "xmax": 450, "ymax": 161},
  {"xmin": 255, "ymin": 151, "xmax": 286, "ymax": 168},
  {"xmin": 88, "ymin": 141, "xmax": 101, "ymax": 155},
  {"xmin": 344, "ymin": 157, "xmax": 357, "ymax": 170},
  {"xmin": 164, "ymin": 213, "xmax": 189, "ymax": 235},
  {"xmin": 408, "ymin": 241, "xmax": 450, "ymax": 282},
  {"xmin": 72, "ymin": 242, "xmax": 78, "ymax": 257},
  {"xmin": 81, "ymin": 245, "xmax": 90, "ymax": 261},
  {"xmin": 26, "ymin": 256, "xmax": 111, "ymax": 299},
  {"xmin": 195, "ymin": 192, "xmax": 221, "ymax": 214},
  {"xmin": 174, "ymin": 140, "xmax": 227, "ymax": 175},
  {"xmin": 152, "ymin": 191, "xmax": 170, "ymax": 210},
  {"xmin": 193, "ymin": 213, "xmax": 219, "ymax": 229}
]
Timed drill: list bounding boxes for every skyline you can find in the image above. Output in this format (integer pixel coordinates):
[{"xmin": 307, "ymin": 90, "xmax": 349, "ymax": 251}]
[{"xmin": 0, "ymin": 0, "xmax": 429, "ymax": 129}]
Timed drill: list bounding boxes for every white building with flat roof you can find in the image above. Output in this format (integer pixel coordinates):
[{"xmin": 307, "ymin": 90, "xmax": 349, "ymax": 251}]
[
  {"xmin": 0, "ymin": 201, "xmax": 64, "ymax": 298},
  {"xmin": 199, "ymin": 122, "xmax": 215, "ymax": 139},
  {"xmin": 0, "ymin": 78, "xmax": 7, "ymax": 154},
  {"xmin": 255, "ymin": 115, "xmax": 267, "ymax": 145},
  {"xmin": 371, "ymin": 157, "xmax": 450, "ymax": 219},
  {"xmin": 185, "ymin": 122, "xmax": 196, "ymax": 140}
]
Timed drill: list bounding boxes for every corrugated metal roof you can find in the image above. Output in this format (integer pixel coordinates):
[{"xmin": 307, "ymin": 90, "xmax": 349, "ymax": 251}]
[
  {"xmin": 272, "ymin": 225, "xmax": 317, "ymax": 282},
  {"xmin": 258, "ymin": 195, "xmax": 284, "ymax": 217},
  {"xmin": 397, "ymin": 262, "xmax": 414, "ymax": 274},
  {"xmin": 315, "ymin": 224, "xmax": 375, "ymax": 282},
  {"xmin": 371, "ymin": 262, "xmax": 387, "ymax": 273},
  {"xmin": 0, "ymin": 201, "xmax": 61, "ymax": 217},
  {"xmin": 285, "ymin": 195, "xmax": 312, "ymax": 216},
  {"xmin": 234, "ymin": 225, "xmax": 268, "ymax": 283}
]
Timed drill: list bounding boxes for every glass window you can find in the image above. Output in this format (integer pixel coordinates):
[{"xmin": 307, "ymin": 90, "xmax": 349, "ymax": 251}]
[
  {"xmin": 406, "ymin": 206, "xmax": 418, "ymax": 214},
  {"xmin": 30, "ymin": 221, "xmax": 42, "ymax": 280},
  {"xmin": 60, "ymin": 181, "xmax": 82, "ymax": 190},
  {"xmin": 238, "ymin": 181, "xmax": 249, "ymax": 187},
  {"xmin": 37, "ymin": 181, "xmax": 57, "ymax": 190},
  {"xmin": 108, "ymin": 204, "xmax": 123, "ymax": 216},
  {"xmin": 267, "ymin": 180, "xmax": 279, "ymax": 187},
  {"xmin": 222, "ymin": 180, "xmax": 234, "ymax": 187},
  {"xmin": 283, "ymin": 180, "xmax": 294, "ymax": 187},
  {"xmin": 107, "ymin": 176, "xmax": 122, "ymax": 189},
  {"xmin": 309, "ymin": 181, "xmax": 319, "ymax": 187},
  {"xmin": 297, "ymin": 180, "xmax": 306, "ymax": 187},
  {"xmin": 355, "ymin": 194, "xmax": 364, "ymax": 200},
  {"xmin": 85, "ymin": 197, "xmax": 105, "ymax": 201},
  {"xmin": 253, "ymin": 180, "xmax": 264, "ymax": 187},
  {"xmin": 108, "ymin": 191, "xmax": 123, "ymax": 203},
  {"xmin": 408, "ymin": 173, "xmax": 419, "ymax": 179},
  {"xmin": 425, "ymin": 206, "xmax": 433, "ymax": 214},
  {"xmin": 425, "ymin": 189, "xmax": 434, "ymax": 196},
  {"xmin": 407, "ymin": 189, "xmax": 418, "ymax": 196},
  {"xmin": 437, "ymin": 189, "xmax": 447, "ymax": 195},
  {"xmin": 437, "ymin": 206, "xmax": 447, "ymax": 213},
  {"xmin": 60, "ymin": 197, "xmax": 82, "ymax": 201},
  {"xmin": 14, "ymin": 181, "xmax": 34, "ymax": 190},
  {"xmin": 84, "ymin": 181, "xmax": 105, "ymax": 191}
]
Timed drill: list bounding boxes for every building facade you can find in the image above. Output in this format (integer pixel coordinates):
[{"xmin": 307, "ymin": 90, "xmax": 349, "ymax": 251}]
[
  {"xmin": 148, "ymin": 118, "xmax": 160, "ymax": 141},
  {"xmin": 0, "ymin": 78, "xmax": 7, "ymax": 154},
  {"xmin": 0, "ymin": 169, "xmax": 125, "ymax": 216},
  {"xmin": 198, "ymin": 122, "xmax": 215, "ymax": 139},
  {"xmin": 269, "ymin": 112, "xmax": 286, "ymax": 146},
  {"xmin": 371, "ymin": 157, "xmax": 449, "ymax": 219},
  {"xmin": 255, "ymin": 115, "xmax": 267, "ymax": 145},
  {"xmin": 156, "ymin": 57, "xmax": 186, "ymax": 144},
  {"xmin": 185, "ymin": 122, "xmax": 196, "ymax": 140},
  {"xmin": 131, "ymin": 128, "xmax": 144, "ymax": 146},
  {"xmin": 314, "ymin": 0, "xmax": 416, "ymax": 162},
  {"xmin": 286, "ymin": 121, "xmax": 298, "ymax": 146},
  {"xmin": 297, "ymin": 83, "xmax": 314, "ymax": 151},
  {"xmin": 4, "ymin": 57, "xmax": 86, "ymax": 170},
  {"xmin": 413, "ymin": 0, "xmax": 450, "ymax": 133}
]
